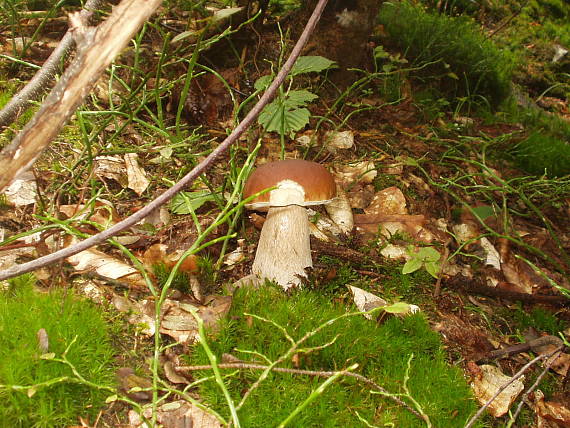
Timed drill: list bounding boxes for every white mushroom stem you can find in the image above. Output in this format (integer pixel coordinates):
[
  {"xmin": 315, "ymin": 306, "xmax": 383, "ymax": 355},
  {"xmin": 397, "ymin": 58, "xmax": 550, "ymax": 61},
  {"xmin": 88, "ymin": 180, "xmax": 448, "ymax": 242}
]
[
  {"xmin": 251, "ymin": 180, "xmax": 312, "ymax": 290},
  {"xmin": 325, "ymin": 185, "xmax": 354, "ymax": 234},
  {"xmin": 252, "ymin": 205, "xmax": 312, "ymax": 289}
]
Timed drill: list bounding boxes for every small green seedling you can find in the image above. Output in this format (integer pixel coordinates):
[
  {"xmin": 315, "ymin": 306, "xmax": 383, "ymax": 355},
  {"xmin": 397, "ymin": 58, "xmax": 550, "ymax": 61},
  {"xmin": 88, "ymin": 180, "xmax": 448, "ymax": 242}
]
[
  {"xmin": 402, "ymin": 246, "xmax": 441, "ymax": 278},
  {"xmin": 256, "ymin": 55, "xmax": 336, "ymax": 137}
]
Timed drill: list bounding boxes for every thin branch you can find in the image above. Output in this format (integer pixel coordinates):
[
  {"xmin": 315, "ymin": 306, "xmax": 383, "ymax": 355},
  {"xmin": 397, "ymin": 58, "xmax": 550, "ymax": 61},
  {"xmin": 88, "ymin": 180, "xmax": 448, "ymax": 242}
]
[
  {"xmin": 176, "ymin": 362, "xmax": 425, "ymax": 421},
  {"xmin": 0, "ymin": 0, "xmax": 105, "ymax": 128},
  {"xmin": 0, "ymin": 0, "xmax": 329, "ymax": 281},
  {"xmin": 507, "ymin": 347, "xmax": 564, "ymax": 427}
]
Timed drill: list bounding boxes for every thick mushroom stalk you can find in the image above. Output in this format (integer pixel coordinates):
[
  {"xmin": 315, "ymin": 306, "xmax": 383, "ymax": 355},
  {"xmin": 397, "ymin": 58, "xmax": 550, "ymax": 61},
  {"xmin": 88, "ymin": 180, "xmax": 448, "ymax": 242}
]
[
  {"xmin": 243, "ymin": 159, "xmax": 337, "ymax": 290},
  {"xmin": 251, "ymin": 180, "xmax": 311, "ymax": 289}
]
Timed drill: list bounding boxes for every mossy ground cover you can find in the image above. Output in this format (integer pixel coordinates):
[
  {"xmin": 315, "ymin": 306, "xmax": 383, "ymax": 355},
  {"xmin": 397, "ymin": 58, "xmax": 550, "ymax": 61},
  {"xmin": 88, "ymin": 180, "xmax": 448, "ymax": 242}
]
[
  {"xmin": 188, "ymin": 285, "xmax": 479, "ymax": 427},
  {"xmin": 0, "ymin": 275, "xmax": 116, "ymax": 428},
  {"xmin": 379, "ymin": 1, "xmax": 513, "ymax": 108}
]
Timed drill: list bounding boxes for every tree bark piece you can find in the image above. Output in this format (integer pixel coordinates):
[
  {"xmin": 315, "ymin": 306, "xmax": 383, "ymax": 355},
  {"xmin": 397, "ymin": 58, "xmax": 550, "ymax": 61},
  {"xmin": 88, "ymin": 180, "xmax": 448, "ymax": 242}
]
[
  {"xmin": 0, "ymin": 0, "xmax": 162, "ymax": 192},
  {"xmin": 0, "ymin": 0, "xmax": 105, "ymax": 129}
]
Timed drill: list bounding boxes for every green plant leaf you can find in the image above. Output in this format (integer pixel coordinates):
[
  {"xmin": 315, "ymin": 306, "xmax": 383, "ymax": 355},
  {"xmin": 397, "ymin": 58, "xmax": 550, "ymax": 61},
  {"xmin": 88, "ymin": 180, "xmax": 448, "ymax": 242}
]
[
  {"xmin": 425, "ymin": 261, "xmax": 440, "ymax": 278},
  {"xmin": 212, "ymin": 6, "xmax": 243, "ymax": 22},
  {"xmin": 417, "ymin": 247, "xmax": 441, "ymax": 262},
  {"xmin": 383, "ymin": 302, "xmax": 412, "ymax": 314},
  {"xmin": 471, "ymin": 205, "xmax": 495, "ymax": 221},
  {"xmin": 105, "ymin": 394, "xmax": 118, "ymax": 403},
  {"xmin": 254, "ymin": 75, "xmax": 273, "ymax": 91},
  {"xmin": 284, "ymin": 90, "xmax": 318, "ymax": 108},
  {"xmin": 290, "ymin": 56, "xmax": 336, "ymax": 76},
  {"xmin": 374, "ymin": 46, "xmax": 391, "ymax": 60},
  {"xmin": 170, "ymin": 190, "xmax": 217, "ymax": 214},
  {"xmin": 402, "ymin": 258, "xmax": 422, "ymax": 275},
  {"xmin": 40, "ymin": 352, "xmax": 56, "ymax": 360},
  {"xmin": 258, "ymin": 99, "xmax": 312, "ymax": 134}
]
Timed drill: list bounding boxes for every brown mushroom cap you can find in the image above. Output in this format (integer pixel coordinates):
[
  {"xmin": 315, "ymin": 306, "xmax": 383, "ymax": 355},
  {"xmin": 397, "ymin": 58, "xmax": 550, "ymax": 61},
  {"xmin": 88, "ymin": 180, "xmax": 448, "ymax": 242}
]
[{"xmin": 243, "ymin": 159, "xmax": 336, "ymax": 209}]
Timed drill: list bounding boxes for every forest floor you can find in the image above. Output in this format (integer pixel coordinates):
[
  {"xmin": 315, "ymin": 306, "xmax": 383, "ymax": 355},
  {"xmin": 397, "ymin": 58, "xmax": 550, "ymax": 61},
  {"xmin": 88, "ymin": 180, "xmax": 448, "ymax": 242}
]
[{"xmin": 0, "ymin": 1, "xmax": 569, "ymax": 427}]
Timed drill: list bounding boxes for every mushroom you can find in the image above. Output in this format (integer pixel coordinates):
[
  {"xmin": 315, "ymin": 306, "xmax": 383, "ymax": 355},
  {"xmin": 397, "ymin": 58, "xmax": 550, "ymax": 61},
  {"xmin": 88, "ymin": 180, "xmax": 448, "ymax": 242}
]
[{"xmin": 243, "ymin": 159, "xmax": 337, "ymax": 290}]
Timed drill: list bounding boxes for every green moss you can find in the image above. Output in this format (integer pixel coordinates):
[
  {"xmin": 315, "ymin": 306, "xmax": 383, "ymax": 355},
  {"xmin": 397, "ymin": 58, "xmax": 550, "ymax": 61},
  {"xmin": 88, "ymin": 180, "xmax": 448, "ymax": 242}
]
[
  {"xmin": 510, "ymin": 306, "xmax": 568, "ymax": 335},
  {"xmin": 511, "ymin": 132, "xmax": 570, "ymax": 177},
  {"xmin": 188, "ymin": 286, "xmax": 479, "ymax": 427},
  {"xmin": 0, "ymin": 275, "xmax": 116, "ymax": 428},
  {"xmin": 379, "ymin": 1, "xmax": 514, "ymax": 108}
]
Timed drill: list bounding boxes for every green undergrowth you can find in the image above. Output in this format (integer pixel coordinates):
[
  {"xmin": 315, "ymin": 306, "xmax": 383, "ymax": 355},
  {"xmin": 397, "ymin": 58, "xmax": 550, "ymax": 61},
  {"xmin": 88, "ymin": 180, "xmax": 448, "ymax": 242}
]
[
  {"xmin": 188, "ymin": 285, "xmax": 479, "ymax": 427},
  {"xmin": 509, "ymin": 306, "xmax": 568, "ymax": 337},
  {"xmin": 0, "ymin": 274, "xmax": 116, "ymax": 428},
  {"xmin": 379, "ymin": 1, "xmax": 513, "ymax": 108},
  {"xmin": 511, "ymin": 131, "xmax": 570, "ymax": 177}
]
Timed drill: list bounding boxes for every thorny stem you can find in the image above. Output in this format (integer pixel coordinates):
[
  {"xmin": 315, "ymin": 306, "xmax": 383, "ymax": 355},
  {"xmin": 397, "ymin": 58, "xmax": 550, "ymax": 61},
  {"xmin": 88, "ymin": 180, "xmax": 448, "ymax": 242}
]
[{"xmin": 0, "ymin": 0, "xmax": 330, "ymax": 281}]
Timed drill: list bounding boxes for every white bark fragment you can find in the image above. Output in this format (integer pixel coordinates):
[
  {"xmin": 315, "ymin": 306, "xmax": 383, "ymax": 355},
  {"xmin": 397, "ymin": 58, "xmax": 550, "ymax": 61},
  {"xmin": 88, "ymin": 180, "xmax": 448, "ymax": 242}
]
[{"xmin": 251, "ymin": 205, "xmax": 312, "ymax": 290}]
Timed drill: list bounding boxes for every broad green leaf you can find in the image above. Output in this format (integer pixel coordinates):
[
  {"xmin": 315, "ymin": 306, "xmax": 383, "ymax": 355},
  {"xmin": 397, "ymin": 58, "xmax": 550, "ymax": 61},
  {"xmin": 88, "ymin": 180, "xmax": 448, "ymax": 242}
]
[
  {"xmin": 254, "ymin": 75, "xmax": 273, "ymax": 91},
  {"xmin": 40, "ymin": 352, "xmax": 56, "ymax": 360},
  {"xmin": 212, "ymin": 6, "xmax": 243, "ymax": 22},
  {"xmin": 105, "ymin": 394, "xmax": 119, "ymax": 403},
  {"xmin": 374, "ymin": 46, "xmax": 390, "ymax": 60},
  {"xmin": 425, "ymin": 261, "xmax": 440, "ymax": 278},
  {"xmin": 285, "ymin": 90, "xmax": 318, "ymax": 108},
  {"xmin": 172, "ymin": 30, "xmax": 198, "ymax": 44},
  {"xmin": 417, "ymin": 247, "xmax": 440, "ymax": 262},
  {"xmin": 471, "ymin": 205, "xmax": 495, "ymax": 221},
  {"xmin": 382, "ymin": 302, "xmax": 412, "ymax": 314},
  {"xmin": 402, "ymin": 258, "xmax": 422, "ymax": 275},
  {"xmin": 258, "ymin": 98, "xmax": 312, "ymax": 134},
  {"xmin": 290, "ymin": 56, "xmax": 336, "ymax": 76},
  {"xmin": 170, "ymin": 190, "xmax": 217, "ymax": 214}
]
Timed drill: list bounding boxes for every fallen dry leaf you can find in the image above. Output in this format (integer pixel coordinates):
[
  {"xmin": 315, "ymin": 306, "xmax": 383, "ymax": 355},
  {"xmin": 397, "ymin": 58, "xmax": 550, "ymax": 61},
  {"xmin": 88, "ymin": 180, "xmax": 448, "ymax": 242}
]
[
  {"xmin": 94, "ymin": 155, "xmax": 127, "ymax": 186},
  {"xmin": 470, "ymin": 364, "xmax": 525, "ymax": 417},
  {"xmin": 128, "ymin": 400, "xmax": 222, "ymax": 428},
  {"xmin": 349, "ymin": 285, "xmax": 388, "ymax": 319},
  {"xmin": 480, "ymin": 237, "xmax": 501, "ymax": 270},
  {"xmin": 125, "ymin": 153, "xmax": 150, "ymax": 196},
  {"xmin": 355, "ymin": 213, "xmax": 433, "ymax": 242},
  {"xmin": 334, "ymin": 161, "xmax": 377, "ymax": 184},
  {"xmin": 532, "ymin": 390, "xmax": 570, "ymax": 428},
  {"xmin": 365, "ymin": 186, "xmax": 408, "ymax": 215},
  {"xmin": 324, "ymin": 186, "xmax": 354, "ymax": 234},
  {"xmin": 4, "ymin": 170, "xmax": 37, "ymax": 206},
  {"xmin": 324, "ymin": 130, "xmax": 354, "ymax": 153},
  {"xmin": 349, "ymin": 286, "xmax": 419, "ymax": 319}
]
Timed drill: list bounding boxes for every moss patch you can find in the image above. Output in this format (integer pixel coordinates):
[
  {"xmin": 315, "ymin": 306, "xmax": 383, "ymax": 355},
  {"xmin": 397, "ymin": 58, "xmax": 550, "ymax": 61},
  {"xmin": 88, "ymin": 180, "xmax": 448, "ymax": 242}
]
[
  {"xmin": 0, "ymin": 275, "xmax": 116, "ymax": 428},
  {"xmin": 188, "ymin": 285, "xmax": 479, "ymax": 427}
]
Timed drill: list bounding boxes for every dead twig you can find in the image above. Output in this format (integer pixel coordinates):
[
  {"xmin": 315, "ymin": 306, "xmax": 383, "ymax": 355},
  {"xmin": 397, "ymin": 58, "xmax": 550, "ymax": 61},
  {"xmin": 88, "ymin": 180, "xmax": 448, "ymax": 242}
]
[
  {"xmin": 0, "ymin": 0, "xmax": 162, "ymax": 191},
  {"xmin": 176, "ymin": 362, "xmax": 426, "ymax": 422},
  {"xmin": 0, "ymin": 0, "xmax": 105, "ymax": 129},
  {"xmin": 0, "ymin": 0, "xmax": 330, "ymax": 281},
  {"xmin": 508, "ymin": 347, "xmax": 565, "ymax": 425}
]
